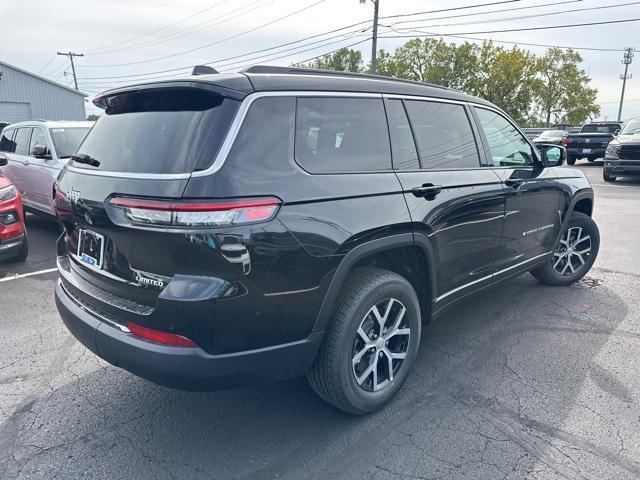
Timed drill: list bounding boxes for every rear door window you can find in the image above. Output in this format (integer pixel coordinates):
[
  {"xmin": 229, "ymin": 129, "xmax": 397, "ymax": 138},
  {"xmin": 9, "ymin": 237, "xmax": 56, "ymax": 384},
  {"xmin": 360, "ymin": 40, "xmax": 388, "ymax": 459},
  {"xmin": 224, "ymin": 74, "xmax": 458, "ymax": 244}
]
[
  {"xmin": 0, "ymin": 129, "xmax": 15, "ymax": 152},
  {"xmin": 13, "ymin": 128, "xmax": 33, "ymax": 156},
  {"xmin": 74, "ymin": 88, "xmax": 239, "ymax": 174},
  {"xmin": 404, "ymin": 100, "xmax": 480, "ymax": 170},
  {"xmin": 295, "ymin": 97, "xmax": 392, "ymax": 173}
]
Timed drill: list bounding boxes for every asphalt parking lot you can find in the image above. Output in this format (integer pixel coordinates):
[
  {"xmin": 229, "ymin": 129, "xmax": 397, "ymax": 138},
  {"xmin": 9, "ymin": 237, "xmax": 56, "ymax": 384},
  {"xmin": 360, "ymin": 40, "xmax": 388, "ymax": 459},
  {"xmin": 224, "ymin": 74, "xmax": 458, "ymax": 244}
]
[{"xmin": 1, "ymin": 162, "xmax": 639, "ymax": 480}]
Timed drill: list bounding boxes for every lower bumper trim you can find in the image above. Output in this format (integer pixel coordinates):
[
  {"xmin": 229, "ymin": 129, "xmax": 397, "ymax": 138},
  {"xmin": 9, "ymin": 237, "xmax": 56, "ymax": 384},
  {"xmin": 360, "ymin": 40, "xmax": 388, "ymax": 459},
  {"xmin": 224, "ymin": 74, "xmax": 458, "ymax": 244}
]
[{"xmin": 55, "ymin": 280, "xmax": 323, "ymax": 391}]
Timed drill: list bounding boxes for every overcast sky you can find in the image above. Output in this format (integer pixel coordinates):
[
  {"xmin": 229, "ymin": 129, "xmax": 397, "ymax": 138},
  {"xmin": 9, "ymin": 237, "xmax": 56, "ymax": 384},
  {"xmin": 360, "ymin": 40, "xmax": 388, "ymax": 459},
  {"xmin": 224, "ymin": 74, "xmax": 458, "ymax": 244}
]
[{"xmin": 3, "ymin": 0, "xmax": 639, "ymax": 121}]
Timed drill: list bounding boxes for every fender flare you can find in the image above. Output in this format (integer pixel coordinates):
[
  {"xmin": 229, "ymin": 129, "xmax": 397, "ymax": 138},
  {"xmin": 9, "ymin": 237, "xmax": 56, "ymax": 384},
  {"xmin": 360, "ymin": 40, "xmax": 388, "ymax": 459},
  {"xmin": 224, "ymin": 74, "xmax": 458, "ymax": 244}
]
[
  {"xmin": 554, "ymin": 188, "xmax": 594, "ymax": 246},
  {"xmin": 311, "ymin": 233, "xmax": 437, "ymax": 333}
]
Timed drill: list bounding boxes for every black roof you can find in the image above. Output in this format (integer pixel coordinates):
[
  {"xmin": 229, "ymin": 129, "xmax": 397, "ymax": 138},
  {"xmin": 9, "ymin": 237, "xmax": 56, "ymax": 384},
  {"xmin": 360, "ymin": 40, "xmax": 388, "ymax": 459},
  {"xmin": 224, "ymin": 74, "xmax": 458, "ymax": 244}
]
[{"xmin": 95, "ymin": 65, "xmax": 492, "ymax": 108}]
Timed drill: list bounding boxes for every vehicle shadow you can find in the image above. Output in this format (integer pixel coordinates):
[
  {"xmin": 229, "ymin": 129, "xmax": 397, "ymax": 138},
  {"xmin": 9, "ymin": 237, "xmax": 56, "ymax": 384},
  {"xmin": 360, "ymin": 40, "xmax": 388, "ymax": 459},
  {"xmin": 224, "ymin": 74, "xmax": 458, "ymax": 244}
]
[{"xmin": 1, "ymin": 272, "xmax": 636, "ymax": 480}]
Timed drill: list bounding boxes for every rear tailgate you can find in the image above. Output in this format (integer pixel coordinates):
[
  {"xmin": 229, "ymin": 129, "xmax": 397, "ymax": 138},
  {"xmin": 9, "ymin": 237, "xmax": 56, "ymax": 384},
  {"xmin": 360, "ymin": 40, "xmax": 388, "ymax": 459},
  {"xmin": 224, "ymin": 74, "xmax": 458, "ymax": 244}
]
[{"xmin": 55, "ymin": 83, "xmax": 247, "ymax": 331}]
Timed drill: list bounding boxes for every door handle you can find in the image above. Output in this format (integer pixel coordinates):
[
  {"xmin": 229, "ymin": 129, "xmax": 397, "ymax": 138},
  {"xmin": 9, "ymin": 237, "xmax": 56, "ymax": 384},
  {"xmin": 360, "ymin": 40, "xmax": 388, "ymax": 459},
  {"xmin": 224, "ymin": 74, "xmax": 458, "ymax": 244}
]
[
  {"xmin": 505, "ymin": 178, "xmax": 525, "ymax": 188},
  {"xmin": 411, "ymin": 184, "xmax": 442, "ymax": 199}
]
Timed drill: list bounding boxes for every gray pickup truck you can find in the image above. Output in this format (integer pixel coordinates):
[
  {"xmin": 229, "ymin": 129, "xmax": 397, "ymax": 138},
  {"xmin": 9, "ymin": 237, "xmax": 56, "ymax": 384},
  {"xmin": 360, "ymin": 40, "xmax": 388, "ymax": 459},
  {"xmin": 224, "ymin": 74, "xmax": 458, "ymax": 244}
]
[{"xmin": 564, "ymin": 121, "xmax": 622, "ymax": 165}]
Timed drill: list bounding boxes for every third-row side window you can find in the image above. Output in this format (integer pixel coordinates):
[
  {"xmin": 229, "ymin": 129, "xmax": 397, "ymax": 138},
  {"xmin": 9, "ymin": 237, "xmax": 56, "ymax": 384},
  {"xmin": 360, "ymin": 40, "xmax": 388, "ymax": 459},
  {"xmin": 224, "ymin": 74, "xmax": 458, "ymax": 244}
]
[{"xmin": 295, "ymin": 97, "xmax": 392, "ymax": 173}]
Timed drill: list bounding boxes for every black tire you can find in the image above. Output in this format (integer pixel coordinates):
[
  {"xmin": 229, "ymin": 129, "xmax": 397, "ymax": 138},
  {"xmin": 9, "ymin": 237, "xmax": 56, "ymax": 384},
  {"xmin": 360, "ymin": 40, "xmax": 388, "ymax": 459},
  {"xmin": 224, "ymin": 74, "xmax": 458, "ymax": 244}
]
[
  {"xmin": 567, "ymin": 155, "xmax": 576, "ymax": 165},
  {"xmin": 603, "ymin": 170, "xmax": 616, "ymax": 182},
  {"xmin": 531, "ymin": 212, "xmax": 599, "ymax": 286},
  {"xmin": 307, "ymin": 267, "xmax": 421, "ymax": 415},
  {"xmin": 13, "ymin": 231, "xmax": 28, "ymax": 262}
]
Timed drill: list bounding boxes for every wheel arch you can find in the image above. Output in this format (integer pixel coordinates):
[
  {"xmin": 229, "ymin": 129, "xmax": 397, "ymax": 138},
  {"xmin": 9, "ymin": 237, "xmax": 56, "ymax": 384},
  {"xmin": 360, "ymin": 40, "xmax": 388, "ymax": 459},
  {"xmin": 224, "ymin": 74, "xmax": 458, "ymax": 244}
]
[{"xmin": 312, "ymin": 234, "xmax": 436, "ymax": 333}]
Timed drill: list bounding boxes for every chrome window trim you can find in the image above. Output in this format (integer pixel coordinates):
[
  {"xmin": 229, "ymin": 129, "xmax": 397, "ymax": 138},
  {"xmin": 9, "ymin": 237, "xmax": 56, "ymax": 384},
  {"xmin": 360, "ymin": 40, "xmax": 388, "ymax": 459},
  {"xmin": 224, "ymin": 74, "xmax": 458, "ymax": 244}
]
[
  {"xmin": 59, "ymin": 90, "xmax": 526, "ymax": 181},
  {"xmin": 191, "ymin": 90, "xmax": 383, "ymax": 178},
  {"xmin": 435, "ymin": 252, "xmax": 551, "ymax": 302}
]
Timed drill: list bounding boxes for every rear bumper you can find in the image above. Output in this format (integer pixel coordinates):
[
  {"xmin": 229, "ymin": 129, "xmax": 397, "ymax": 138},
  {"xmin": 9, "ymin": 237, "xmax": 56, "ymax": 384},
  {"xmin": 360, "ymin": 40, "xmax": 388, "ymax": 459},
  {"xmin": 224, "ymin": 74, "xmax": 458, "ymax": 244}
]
[
  {"xmin": 566, "ymin": 148, "xmax": 606, "ymax": 158},
  {"xmin": 56, "ymin": 280, "xmax": 323, "ymax": 390}
]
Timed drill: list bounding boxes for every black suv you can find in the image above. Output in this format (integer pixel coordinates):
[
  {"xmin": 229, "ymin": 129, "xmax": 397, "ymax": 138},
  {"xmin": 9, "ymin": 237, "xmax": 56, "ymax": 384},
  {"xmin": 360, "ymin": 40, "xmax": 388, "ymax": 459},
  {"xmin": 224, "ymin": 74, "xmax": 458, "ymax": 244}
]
[{"xmin": 54, "ymin": 66, "xmax": 600, "ymax": 414}]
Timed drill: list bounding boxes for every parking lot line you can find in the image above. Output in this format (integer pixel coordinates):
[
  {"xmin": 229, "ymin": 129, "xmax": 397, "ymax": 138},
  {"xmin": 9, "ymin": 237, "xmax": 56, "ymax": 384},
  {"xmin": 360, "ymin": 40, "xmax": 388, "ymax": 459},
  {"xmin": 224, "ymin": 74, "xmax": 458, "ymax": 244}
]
[{"xmin": 0, "ymin": 267, "xmax": 58, "ymax": 283}]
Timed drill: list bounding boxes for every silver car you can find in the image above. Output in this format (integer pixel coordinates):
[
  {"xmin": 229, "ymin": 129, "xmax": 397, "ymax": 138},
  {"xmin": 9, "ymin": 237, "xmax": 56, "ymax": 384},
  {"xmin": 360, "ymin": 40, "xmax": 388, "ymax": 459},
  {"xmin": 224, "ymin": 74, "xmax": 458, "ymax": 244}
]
[{"xmin": 0, "ymin": 121, "xmax": 93, "ymax": 216}]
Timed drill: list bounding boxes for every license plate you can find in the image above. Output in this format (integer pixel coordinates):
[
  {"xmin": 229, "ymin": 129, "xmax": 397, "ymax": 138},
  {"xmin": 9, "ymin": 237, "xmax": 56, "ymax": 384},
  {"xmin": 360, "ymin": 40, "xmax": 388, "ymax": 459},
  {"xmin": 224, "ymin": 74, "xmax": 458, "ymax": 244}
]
[
  {"xmin": 582, "ymin": 148, "xmax": 592, "ymax": 154},
  {"xmin": 77, "ymin": 229, "xmax": 104, "ymax": 269}
]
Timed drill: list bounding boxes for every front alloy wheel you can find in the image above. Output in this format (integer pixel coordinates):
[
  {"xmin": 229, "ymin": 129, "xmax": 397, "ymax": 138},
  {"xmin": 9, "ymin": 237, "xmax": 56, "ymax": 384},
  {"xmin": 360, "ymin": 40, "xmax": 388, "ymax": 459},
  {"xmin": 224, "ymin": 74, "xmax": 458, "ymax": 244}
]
[
  {"xmin": 352, "ymin": 298, "xmax": 410, "ymax": 392},
  {"xmin": 552, "ymin": 226, "xmax": 592, "ymax": 276},
  {"xmin": 530, "ymin": 212, "xmax": 600, "ymax": 286}
]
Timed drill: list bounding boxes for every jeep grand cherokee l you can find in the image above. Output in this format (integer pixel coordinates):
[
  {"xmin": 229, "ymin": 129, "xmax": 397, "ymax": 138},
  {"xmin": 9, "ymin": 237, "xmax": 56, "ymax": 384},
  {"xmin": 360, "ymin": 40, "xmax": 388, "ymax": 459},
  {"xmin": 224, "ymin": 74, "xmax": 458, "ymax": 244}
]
[{"xmin": 54, "ymin": 66, "xmax": 600, "ymax": 414}]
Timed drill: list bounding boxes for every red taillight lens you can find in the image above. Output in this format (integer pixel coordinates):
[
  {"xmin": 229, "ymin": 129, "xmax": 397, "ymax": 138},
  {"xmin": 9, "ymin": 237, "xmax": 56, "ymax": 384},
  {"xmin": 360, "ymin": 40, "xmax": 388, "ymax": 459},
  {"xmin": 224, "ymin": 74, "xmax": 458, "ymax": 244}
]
[
  {"xmin": 562, "ymin": 137, "xmax": 569, "ymax": 146},
  {"xmin": 109, "ymin": 197, "xmax": 281, "ymax": 228},
  {"xmin": 126, "ymin": 321, "xmax": 198, "ymax": 348}
]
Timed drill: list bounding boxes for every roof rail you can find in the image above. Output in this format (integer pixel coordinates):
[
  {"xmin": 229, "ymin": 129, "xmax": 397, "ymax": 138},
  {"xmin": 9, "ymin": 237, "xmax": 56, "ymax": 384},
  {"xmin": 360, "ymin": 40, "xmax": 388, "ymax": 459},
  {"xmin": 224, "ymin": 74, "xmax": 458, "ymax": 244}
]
[{"xmin": 240, "ymin": 65, "xmax": 450, "ymax": 91}]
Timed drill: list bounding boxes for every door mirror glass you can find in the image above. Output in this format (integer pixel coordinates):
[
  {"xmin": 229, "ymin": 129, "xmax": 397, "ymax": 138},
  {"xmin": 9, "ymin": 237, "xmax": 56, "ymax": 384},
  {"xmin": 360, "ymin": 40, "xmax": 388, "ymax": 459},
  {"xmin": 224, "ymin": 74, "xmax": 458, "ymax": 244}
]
[
  {"xmin": 31, "ymin": 145, "xmax": 51, "ymax": 159},
  {"xmin": 538, "ymin": 144, "xmax": 565, "ymax": 167},
  {"xmin": 0, "ymin": 152, "xmax": 7, "ymax": 167}
]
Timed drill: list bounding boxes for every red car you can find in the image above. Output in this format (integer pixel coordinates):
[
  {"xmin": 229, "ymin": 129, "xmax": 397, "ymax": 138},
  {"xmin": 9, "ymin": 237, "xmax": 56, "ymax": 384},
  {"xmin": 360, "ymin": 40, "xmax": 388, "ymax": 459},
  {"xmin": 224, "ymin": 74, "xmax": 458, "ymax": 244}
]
[{"xmin": 0, "ymin": 154, "xmax": 28, "ymax": 261}]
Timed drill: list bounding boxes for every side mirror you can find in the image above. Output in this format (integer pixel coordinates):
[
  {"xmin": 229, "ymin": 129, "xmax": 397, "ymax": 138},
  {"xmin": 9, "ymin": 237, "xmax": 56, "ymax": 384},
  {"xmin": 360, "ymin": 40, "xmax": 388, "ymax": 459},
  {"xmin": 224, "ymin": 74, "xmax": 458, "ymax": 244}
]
[
  {"xmin": 0, "ymin": 152, "xmax": 7, "ymax": 167},
  {"xmin": 31, "ymin": 145, "xmax": 51, "ymax": 159},
  {"xmin": 538, "ymin": 144, "xmax": 565, "ymax": 167},
  {"xmin": 614, "ymin": 129, "xmax": 620, "ymax": 136}
]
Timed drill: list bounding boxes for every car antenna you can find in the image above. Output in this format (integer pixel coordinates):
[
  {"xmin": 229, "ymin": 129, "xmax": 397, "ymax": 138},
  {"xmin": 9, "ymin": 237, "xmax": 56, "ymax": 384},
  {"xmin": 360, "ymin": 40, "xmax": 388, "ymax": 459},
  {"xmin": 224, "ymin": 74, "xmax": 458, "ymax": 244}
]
[{"xmin": 192, "ymin": 65, "xmax": 219, "ymax": 76}]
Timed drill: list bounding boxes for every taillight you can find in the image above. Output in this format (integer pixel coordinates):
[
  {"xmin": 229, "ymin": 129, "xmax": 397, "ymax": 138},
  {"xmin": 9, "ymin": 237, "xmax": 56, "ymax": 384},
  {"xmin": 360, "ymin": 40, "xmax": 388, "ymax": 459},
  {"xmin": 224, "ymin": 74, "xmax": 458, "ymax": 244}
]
[
  {"xmin": 109, "ymin": 197, "xmax": 281, "ymax": 228},
  {"xmin": 562, "ymin": 137, "xmax": 569, "ymax": 146},
  {"xmin": 53, "ymin": 182, "xmax": 72, "ymax": 212},
  {"xmin": 126, "ymin": 321, "xmax": 198, "ymax": 348}
]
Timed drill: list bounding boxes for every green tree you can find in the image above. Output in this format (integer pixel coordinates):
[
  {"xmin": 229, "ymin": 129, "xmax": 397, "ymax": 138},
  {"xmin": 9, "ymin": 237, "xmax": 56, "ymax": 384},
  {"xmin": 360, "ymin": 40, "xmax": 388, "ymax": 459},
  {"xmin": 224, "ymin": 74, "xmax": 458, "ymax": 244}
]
[
  {"xmin": 376, "ymin": 38, "xmax": 477, "ymax": 91},
  {"xmin": 296, "ymin": 48, "xmax": 364, "ymax": 72},
  {"xmin": 468, "ymin": 42, "xmax": 539, "ymax": 125},
  {"xmin": 531, "ymin": 48, "xmax": 600, "ymax": 127}
]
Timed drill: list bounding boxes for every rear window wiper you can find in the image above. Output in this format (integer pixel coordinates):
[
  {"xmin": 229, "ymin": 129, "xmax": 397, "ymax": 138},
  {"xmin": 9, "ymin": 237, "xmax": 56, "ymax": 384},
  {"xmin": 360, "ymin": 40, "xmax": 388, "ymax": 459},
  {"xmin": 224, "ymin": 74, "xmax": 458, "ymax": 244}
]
[{"xmin": 70, "ymin": 154, "xmax": 100, "ymax": 167}]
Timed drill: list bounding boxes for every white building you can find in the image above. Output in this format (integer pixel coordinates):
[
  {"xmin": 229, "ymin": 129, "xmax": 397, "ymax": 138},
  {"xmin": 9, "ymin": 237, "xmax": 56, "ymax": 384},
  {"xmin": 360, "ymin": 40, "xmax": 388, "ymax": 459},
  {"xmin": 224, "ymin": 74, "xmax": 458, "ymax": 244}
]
[{"xmin": 0, "ymin": 60, "xmax": 87, "ymax": 123}]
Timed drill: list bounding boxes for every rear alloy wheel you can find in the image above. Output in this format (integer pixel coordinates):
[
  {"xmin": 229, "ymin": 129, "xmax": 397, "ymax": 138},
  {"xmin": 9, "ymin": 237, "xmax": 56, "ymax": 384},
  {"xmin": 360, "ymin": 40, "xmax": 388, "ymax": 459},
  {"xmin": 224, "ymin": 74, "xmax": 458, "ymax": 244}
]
[
  {"xmin": 308, "ymin": 268, "xmax": 421, "ymax": 415},
  {"xmin": 531, "ymin": 212, "xmax": 599, "ymax": 286},
  {"xmin": 351, "ymin": 298, "xmax": 410, "ymax": 393}
]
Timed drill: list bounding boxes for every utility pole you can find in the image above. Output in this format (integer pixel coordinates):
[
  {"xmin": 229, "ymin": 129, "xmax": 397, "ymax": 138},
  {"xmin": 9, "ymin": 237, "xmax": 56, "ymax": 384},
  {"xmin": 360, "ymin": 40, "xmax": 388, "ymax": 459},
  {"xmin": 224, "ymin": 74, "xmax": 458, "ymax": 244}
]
[
  {"xmin": 360, "ymin": 0, "xmax": 380, "ymax": 74},
  {"xmin": 617, "ymin": 47, "xmax": 634, "ymax": 122},
  {"xmin": 56, "ymin": 51, "xmax": 84, "ymax": 90}
]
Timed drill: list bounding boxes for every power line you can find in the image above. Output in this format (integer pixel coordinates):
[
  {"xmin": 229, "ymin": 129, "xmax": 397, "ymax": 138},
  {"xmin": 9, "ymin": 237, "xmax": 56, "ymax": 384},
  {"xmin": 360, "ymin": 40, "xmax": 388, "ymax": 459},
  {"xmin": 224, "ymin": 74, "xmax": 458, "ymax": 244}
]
[
  {"xmin": 384, "ymin": 1, "xmax": 640, "ymax": 31},
  {"xmin": 79, "ymin": 0, "xmax": 523, "ymax": 71},
  {"xmin": 86, "ymin": 0, "xmax": 233, "ymax": 53},
  {"xmin": 80, "ymin": 0, "xmax": 327, "ymax": 68},
  {"xmin": 79, "ymin": 30, "xmax": 373, "ymax": 87},
  {"xmin": 86, "ymin": 0, "xmax": 273, "ymax": 58},
  {"xmin": 378, "ymin": 17, "xmax": 640, "ymax": 39},
  {"xmin": 435, "ymin": 33, "xmax": 628, "ymax": 52}
]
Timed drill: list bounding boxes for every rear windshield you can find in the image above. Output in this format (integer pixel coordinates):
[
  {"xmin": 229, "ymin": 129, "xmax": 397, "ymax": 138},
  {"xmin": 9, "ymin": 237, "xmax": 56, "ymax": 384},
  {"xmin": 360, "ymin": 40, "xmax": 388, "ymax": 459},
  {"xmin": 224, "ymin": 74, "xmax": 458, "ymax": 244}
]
[
  {"xmin": 539, "ymin": 130, "xmax": 565, "ymax": 138},
  {"xmin": 50, "ymin": 127, "xmax": 91, "ymax": 158},
  {"xmin": 74, "ymin": 88, "xmax": 239, "ymax": 174},
  {"xmin": 580, "ymin": 124, "xmax": 619, "ymax": 134}
]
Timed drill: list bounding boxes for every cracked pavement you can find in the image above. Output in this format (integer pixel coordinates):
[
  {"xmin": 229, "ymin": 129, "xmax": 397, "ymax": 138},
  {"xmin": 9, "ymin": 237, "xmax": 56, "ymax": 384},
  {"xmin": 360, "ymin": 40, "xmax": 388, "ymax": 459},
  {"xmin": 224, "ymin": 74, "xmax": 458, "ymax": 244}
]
[{"xmin": 1, "ymin": 163, "xmax": 639, "ymax": 480}]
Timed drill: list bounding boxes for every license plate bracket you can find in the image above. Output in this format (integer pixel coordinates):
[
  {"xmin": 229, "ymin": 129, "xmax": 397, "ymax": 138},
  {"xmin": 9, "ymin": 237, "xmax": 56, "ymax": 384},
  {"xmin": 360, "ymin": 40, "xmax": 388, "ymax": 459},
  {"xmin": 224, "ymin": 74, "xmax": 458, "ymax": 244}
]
[{"xmin": 77, "ymin": 229, "xmax": 104, "ymax": 269}]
